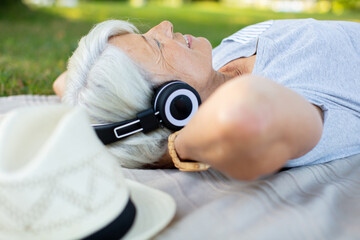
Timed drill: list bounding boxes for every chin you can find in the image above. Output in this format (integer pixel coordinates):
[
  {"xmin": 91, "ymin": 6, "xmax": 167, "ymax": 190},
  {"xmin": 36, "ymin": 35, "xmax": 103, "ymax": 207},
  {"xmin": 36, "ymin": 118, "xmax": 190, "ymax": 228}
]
[{"xmin": 199, "ymin": 37, "xmax": 212, "ymax": 48}]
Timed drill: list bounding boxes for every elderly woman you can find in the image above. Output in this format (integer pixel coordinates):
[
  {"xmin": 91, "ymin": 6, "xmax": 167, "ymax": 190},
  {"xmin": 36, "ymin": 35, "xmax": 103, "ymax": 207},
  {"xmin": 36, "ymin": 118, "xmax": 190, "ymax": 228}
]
[{"xmin": 54, "ymin": 19, "xmax": 360, "ymax": 180}]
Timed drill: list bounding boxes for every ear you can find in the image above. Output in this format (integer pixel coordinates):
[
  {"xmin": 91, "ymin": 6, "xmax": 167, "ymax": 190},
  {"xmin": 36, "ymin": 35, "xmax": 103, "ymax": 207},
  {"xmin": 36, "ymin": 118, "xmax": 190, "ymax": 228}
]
[{"xmin": 153, "ymin": 81, "xmax": 201, "ymax": 131}]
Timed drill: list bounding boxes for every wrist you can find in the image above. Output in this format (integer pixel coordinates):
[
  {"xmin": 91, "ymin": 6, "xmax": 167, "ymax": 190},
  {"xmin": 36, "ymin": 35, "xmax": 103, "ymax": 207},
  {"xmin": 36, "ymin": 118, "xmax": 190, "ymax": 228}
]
[
  {"xmin": 173, "ymin": 130, "xmax": 190, "ymax": 160},
  {"xmin": 168, "ymin": 131, "xmax": 210, "ymax": 172}
]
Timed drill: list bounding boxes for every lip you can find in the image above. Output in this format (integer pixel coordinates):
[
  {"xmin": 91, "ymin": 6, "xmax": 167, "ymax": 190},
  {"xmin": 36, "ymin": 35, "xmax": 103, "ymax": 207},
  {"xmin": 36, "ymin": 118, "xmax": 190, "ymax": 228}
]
[{"xmin": 185, "ymin": 34, "xmax": 192, "ymax": 48}]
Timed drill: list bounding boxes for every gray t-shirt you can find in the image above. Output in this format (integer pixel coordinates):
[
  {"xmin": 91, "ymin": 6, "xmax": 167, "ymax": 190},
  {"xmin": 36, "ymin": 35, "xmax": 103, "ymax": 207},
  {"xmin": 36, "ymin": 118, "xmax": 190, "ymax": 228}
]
[{"xmin": 212, "ymin": 19, "xmax": 360, "ymax": 167}]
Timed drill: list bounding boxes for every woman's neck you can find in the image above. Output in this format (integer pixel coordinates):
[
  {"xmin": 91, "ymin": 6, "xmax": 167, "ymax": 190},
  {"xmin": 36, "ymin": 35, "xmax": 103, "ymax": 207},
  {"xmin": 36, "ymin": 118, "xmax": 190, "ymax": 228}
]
[
  {"xmin": 218, "ymin": 55, "xmax": 256, "ymax": 80},
  {"xmin": 203, "ymin": 55, "xmax": 256, "ymax": 102}
]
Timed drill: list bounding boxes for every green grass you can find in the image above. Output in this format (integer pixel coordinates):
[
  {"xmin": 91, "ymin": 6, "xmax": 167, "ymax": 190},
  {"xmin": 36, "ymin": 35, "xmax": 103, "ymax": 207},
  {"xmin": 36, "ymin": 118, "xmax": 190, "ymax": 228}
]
[{"xmin": 1, "ymin": 1, "xmax": 359, "ymax": 96}]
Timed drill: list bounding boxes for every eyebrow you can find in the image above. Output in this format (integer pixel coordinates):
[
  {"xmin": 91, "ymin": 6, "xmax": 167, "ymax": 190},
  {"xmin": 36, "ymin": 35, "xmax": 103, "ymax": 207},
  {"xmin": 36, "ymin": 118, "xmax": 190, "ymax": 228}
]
[{"xmin": 141, "ymin": 35, "xmax": 152, "ymax": 48}]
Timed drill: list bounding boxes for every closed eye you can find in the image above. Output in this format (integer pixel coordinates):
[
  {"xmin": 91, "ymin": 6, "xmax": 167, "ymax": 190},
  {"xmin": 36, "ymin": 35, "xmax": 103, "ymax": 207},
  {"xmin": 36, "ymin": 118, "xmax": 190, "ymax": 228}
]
[
  {"xmin": 141, "ymin": 34, "xmax": 161, "ymax": 50},
  {"xmin": 154, "ymin": 39, "xmax": 161, "ymax": 49}
]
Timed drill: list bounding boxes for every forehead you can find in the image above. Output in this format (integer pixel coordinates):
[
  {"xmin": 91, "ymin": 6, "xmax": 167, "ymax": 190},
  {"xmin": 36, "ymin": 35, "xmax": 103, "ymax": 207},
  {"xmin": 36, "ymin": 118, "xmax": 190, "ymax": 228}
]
[
  {"xmin": 108, "ymin": 33, "xmax": 157, "ymax": 71},
  {"xmin": 108, "ymin": 32, "xmax": 166, "ymax": 79},
  {"xmin": 109, "ymin": 33, "xmax": 149, "ymax": 55}
]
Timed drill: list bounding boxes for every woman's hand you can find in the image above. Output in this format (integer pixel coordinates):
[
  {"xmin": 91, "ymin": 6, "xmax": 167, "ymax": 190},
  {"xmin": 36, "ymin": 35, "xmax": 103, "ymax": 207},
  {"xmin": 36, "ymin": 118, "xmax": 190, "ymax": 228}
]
[
  {"xmin": 53, "ymin": 71, "xmax": 67, "ymax": 98},
  {"xmin": 173, "ymin": 74, "xmax": 323, "ymax": 180}
]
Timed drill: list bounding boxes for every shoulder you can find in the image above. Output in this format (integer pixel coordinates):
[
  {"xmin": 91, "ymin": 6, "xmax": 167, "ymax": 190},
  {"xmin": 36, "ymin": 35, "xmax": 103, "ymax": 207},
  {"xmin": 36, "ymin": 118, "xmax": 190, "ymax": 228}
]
[
  {"xmin": 212, "ymin": 20, "xmax": 274, "ymax": 70},
  {"xmin": 223, "ymin": 20, "xmax": 274, "ymax": 44}
]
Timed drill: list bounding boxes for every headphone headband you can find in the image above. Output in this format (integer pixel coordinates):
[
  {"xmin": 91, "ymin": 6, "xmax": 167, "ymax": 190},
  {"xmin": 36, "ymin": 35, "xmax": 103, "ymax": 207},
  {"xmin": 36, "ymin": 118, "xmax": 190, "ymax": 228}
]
[{"xmin": 93, "ymin": 81, "xmax": 201, "ymax": 145}]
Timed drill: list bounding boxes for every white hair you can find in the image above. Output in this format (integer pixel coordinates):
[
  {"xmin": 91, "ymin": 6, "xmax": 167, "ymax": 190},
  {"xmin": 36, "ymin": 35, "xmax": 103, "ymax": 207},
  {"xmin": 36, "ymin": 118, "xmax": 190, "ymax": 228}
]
[{"xmin": 62, "ymin": 20, "xmax": 171, "ymax": 168}]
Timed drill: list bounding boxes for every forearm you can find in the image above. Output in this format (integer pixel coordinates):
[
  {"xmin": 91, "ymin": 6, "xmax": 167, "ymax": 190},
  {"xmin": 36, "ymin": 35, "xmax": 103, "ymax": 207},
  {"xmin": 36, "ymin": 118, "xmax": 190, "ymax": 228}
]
[{"xmin": 174, "ymin": 75, "xmax": 323, "ymax": 180}]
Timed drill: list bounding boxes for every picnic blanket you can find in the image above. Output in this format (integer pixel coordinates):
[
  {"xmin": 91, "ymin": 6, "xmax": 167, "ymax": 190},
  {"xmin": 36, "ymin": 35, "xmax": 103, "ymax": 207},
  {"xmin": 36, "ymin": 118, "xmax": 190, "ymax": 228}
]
[{"xmin": 1, "ymin": 95, "xmax": 359, "ymax": 239}]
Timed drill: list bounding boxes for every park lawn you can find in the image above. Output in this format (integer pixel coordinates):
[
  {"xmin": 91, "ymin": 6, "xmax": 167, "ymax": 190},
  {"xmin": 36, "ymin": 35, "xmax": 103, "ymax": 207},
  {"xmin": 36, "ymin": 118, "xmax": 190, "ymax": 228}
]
[{"xmin": 1, "ymin": 1, "xmax": 359, "ymax": 96}]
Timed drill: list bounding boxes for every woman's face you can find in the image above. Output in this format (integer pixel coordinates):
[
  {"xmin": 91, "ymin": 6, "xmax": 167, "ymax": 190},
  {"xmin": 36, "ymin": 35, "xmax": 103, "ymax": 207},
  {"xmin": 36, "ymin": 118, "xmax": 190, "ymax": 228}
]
[{"xmin": 109, "ymin": 21, "xmax": 215, "ymax": 100}]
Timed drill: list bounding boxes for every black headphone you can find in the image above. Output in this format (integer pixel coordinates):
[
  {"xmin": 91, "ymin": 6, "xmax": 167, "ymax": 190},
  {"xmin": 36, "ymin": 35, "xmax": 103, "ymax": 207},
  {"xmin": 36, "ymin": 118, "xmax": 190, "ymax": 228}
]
[{"xmin": 93, "ymin": 81, "xmax": 201, "ymax": 145}]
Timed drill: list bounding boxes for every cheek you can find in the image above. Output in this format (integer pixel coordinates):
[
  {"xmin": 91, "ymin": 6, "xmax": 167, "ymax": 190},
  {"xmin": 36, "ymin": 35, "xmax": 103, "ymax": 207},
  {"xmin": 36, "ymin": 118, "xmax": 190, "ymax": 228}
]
[
  {"xmin": 169, "ymin": 54, "xmax": 203, "ymax": 82},
  {"xmin": 166, "ymin": 48, "xmax": 210, "ymax": 74},
  {"xmin": 162, "ymin": 45, "xmax": 213, "ymax": 90},
  {"xmin": 163, "ymin": 48, "xmax": 192, "ymax": 73}
]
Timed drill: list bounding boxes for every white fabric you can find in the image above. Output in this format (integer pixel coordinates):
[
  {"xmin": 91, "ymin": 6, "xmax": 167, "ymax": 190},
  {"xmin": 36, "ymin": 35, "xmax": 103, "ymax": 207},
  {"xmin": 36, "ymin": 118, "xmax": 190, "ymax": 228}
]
[
  {"xmin": 0, "ymin": 102, "xmax": 175, "ymax": 240},
  {"xmin": 1, "ymin": 95, "xmax": 360, "ymax": 239},
  {"xmin": 0, "ymin": 95, "xmax": 60, "ymax": 115}
]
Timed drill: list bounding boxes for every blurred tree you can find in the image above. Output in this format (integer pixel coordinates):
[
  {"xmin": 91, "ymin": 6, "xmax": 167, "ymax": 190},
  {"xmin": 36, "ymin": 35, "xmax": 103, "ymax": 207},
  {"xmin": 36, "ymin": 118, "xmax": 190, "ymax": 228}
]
[
  {"xmin": 2, "ymin": 0, "xmax": 24, "ymax": 6},
  {"xmin": 81, "ymin": 0, "xmax": 127, "ymax": 2},
  {"xmin": 320, "ymin": 0, "xmax": 360, "ymax": 11},
  {"xmin": 0, "ymin": 0, "xmax": 31, "ymax": 20},
  {"xmin": 130, "ymin": 0, "xmax": 146, "ymax": 7},
  {"xmin": 336, "ymin": 0, "xmax": 360, "ymax": 10},
  {"xmin": 1, "ymin": 0, "xmax": 29, "ymax": 12}
]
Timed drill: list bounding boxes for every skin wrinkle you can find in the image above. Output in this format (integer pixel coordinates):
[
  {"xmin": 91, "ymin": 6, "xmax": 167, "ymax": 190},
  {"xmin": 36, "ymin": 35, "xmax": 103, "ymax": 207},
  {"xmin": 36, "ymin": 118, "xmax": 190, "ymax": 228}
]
[
  {"xmin": 142, "ymin": 35, "xmax": 163, "ymax": 66},
  {"xmin": 155, "ymin": 32, "xmax": 195, "ymax": 80},
  {"xmin": 145, "ymin": 30, "xmax": 172, "ymax": 75},
  {"xmin": 141, "ymin": 33, "xmax": 193, "ymax": 83},
  {"xmin": 161, "ymin": 49, "xmax": 192, "ymax": 80}
]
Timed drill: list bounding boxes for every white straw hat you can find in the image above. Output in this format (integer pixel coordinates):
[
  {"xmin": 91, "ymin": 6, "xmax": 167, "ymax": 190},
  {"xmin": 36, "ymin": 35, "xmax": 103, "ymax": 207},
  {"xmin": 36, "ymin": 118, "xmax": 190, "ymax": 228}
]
[{"xmin": 0, "ymin": 105, "xmax": 175, "ymax": 240}]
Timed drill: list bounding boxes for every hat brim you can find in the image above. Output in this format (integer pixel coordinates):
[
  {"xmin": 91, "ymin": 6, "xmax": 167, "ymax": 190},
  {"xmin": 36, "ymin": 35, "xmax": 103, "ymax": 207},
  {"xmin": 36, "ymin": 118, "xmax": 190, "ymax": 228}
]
[{"xmin": 122, "ymin": 180, "xmax": 176, "ymax": 240}]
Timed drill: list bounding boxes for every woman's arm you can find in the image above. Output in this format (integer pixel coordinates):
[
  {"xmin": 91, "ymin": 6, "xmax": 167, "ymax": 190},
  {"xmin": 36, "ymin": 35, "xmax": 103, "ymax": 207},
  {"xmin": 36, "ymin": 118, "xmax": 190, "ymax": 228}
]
[
  {"xmin": 53, "ymin": 71, "xmax": 67, "ymax": 98},
  {"xmin": 173, "ymin": 74, "xmax": 323, "ymax": 180}
]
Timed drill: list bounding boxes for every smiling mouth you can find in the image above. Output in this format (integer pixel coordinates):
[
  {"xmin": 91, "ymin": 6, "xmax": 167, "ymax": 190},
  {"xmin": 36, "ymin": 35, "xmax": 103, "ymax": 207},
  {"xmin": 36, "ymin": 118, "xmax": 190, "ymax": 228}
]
[{"xmin": 183, "ymin": 35, "xmax": 190, "ymax": 48}]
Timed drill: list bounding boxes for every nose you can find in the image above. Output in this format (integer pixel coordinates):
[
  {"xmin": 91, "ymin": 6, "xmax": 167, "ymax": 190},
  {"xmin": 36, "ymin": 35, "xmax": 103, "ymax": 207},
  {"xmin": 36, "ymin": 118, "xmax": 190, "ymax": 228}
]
[{"xmin": 149, "ymin": 21, "xmax": 173, "ymax": 38}]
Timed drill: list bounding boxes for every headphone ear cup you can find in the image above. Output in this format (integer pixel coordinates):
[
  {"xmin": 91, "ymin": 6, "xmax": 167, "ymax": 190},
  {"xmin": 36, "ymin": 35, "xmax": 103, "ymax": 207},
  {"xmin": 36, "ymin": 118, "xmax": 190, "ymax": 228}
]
[{"xmin": 153, "ymin": 81, "xmax": 201, "ymax": 131}]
